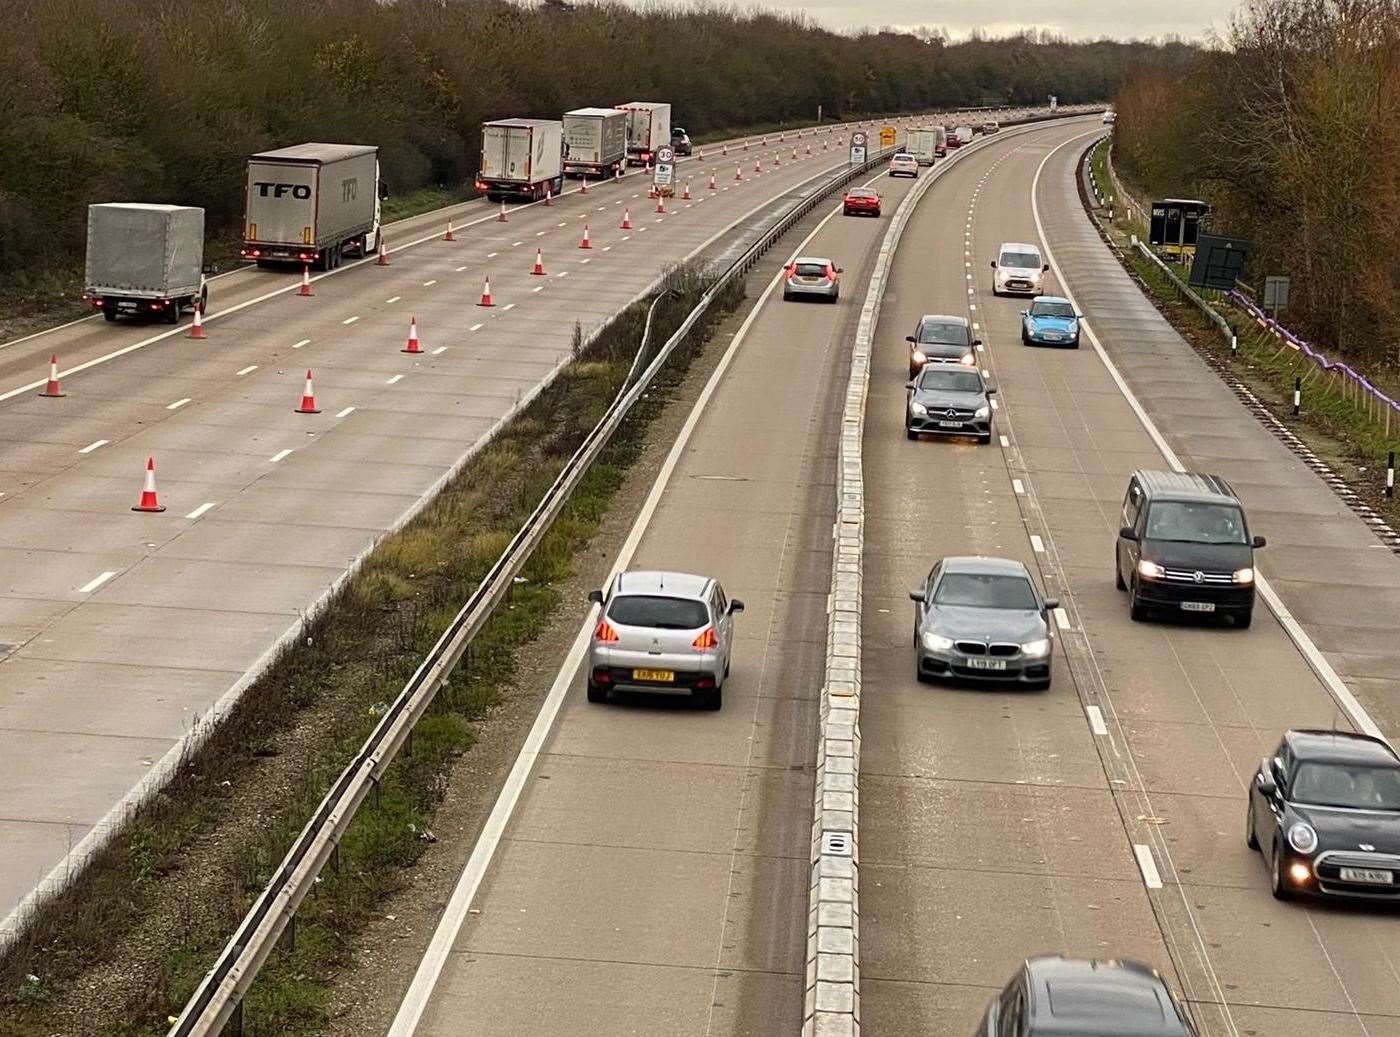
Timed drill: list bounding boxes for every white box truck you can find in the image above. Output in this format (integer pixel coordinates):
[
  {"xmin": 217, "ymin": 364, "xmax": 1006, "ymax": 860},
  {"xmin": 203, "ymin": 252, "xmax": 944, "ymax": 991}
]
[
  {"xmin": 85, "ymin": 204, "xmax": 207, "ymax": 323},
  {"xmin": 906, "ymin": 127, "xmax": 943, "ymax": 166},
  {"xmin": 478, "ymin": 118, "xmax": 565, "ymax": 202},
  {"xmin": 241, "ymin": 143, "xmax": 384, "ymax": 270},
  {"xmin": 618, "ymin": 102, "xmax": 671, "ymax": 166},
  {"xmin": 562, "ymin": 108, "xmax": 627, "ymax": 178}
]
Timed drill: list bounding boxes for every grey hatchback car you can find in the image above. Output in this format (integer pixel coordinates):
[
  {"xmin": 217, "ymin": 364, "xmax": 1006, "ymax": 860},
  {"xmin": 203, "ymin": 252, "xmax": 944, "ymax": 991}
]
[
  {"xmin": 910, "ymin": 556, "xmax": 1057, "ymax": 688},
  {"xmin": 782, "ymin": 256, "xmax": 841, "ymax": 302},
  {"xmin": 587, "ymin": 570, "xmax": 743, "ymax": 709}
]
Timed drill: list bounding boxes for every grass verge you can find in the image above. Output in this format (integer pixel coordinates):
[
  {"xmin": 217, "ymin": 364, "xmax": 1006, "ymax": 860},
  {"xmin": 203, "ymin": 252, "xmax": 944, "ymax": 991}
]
[{"xmin": 0, "ymin": 263, "xmax": 743, "ymax": 1037}]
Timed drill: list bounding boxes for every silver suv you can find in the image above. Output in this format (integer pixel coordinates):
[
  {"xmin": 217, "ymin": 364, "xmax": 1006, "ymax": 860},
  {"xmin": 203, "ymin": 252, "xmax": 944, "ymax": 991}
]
[{"xmin": 587, "ymin": 570, "xmax": 744, "ymax": 709}]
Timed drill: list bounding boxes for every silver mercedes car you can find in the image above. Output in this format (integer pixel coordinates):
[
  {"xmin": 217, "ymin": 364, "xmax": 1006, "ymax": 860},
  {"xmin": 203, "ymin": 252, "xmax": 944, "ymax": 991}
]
[
  {"xmin": 909, "ymin": 556, "xmax": 1058, "ymax": 689},
  {"xmin": 586, "ymin": 570, "xmax": 743, "ymax": 709}
]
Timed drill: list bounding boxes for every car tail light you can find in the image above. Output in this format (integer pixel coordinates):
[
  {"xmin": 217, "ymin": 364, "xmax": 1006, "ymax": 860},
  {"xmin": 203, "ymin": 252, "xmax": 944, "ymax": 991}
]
[
  {"xmin": 594, "ymin": 619, "xmax": 620, "ymax": 643},
  {"xmin": 784, "ymin": 263, "xmax": 796, "ymax": 278},
  {"xmin": 591, "ymin": 667, "xmax": 612, "ymax": 684},
  {"xmin": 300, "ymin": 252, "xmax": 313, "ymax": 261},
  {"xmin": 92, "ymin": 298, "xmax": 104, "ymax": 307},
  {"xmin": 695, "ymin": 675, "xmax": 715, "ymax": 689},
  {"xmin": 692, "ymin": 627, "xmax": 717, "ymax": 650},
  {"xmin": 825, "ymin": 266, "xmax": 837, "ymax": 282}
]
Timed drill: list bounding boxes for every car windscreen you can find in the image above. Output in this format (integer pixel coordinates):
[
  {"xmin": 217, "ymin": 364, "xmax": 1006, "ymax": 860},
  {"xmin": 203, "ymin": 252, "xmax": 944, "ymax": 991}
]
[
  {"xmin": 1291, "ymin": 762, "xmax": 1400, "ymax": 810},
  {"xmin": 794, "ymin": 262, "xmax": 828, "ymax": 277},
  {"xmin": 1030, "ymin": 300, "xmax": 1075, "ymax": 318},
  {"xmin": 917, "ymin": 368, "xmax": 982, "ymax": 393},
  {"xmin": 933, "ymin": 573, "xmax": 1038, "ymax": 610},
  {"xmin": 1144, "ymin": 501, "xmax": 1247, "ymax": 545},
  {"xmin": 608, "ymin": 595, "xmax": 708, "ymax": 630},
  {"xmin": 999, "ymin": 251, "xmax": 1041, "ymax": 268},
  {"xmin": 917, "ymin": 321, "xmax": 969, "ymax": 346},
  {"xmin": 849, "ymin": 190, "xmax": 876, "ymax": 198}
]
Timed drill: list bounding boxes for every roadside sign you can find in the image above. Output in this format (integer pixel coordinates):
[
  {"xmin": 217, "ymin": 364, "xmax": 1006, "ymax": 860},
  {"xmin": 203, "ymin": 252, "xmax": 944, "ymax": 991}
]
[
  {"xmin": 653, "ymin": 145, "xmax": 675, "ymax": 195},
  {"xmin": 1263, "ymin": 275, "xmax": 1290, "ymax": 313},
  {"xmin": 879, "ymin": 126, "xmax": 896, "ymax": 147},
  {"xmin": 850, "ymin": 131, "xmax": 867, "ymax": 165}
]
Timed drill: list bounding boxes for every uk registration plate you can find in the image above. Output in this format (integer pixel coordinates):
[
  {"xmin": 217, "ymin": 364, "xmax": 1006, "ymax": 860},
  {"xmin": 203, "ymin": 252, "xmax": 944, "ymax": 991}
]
[
  {"xmin": 965, "ymin": 658, "xmax": 1006, "ymax": 671},
  {"xmin": 938, "ymin": 420, "xmax": 962, "ymax": 429},
  {"xmin": 1340, "ymin": 867, "xmax": 1393, "ymax": 884},
  {"xmin": 632, "ymin": 669, "xmax": 674, "ymax": 682},
  {"xmin": 1180, "ymin": 601, "xmax": 1216, "ymax": 613}
]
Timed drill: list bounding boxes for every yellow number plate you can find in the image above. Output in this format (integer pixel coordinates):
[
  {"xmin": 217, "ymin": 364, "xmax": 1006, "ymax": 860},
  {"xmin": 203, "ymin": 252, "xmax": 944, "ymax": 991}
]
[{"xmin": 632, "ymin": 669, "xmax": 674, "ymax": 682}]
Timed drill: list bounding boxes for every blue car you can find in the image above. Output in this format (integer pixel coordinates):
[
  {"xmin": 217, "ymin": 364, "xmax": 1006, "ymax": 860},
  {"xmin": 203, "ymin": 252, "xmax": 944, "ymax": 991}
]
[{"xmin": 1020, "ymin": 296, "xmax": 1081, "ymax": 348}]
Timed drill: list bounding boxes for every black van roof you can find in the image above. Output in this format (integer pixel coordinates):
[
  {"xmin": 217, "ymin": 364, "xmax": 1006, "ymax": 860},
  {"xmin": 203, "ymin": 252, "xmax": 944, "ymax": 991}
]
[{"xmin": 1133, "ymin": 469, "xmax": 1238, "ymax": 504}]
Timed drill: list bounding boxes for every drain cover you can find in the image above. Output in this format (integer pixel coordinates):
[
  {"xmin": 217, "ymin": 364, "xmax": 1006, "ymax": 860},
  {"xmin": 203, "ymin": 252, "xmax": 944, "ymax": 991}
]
[{"xmin": 821, "ymin": 830, "xmax": 852, "ymax": 856}]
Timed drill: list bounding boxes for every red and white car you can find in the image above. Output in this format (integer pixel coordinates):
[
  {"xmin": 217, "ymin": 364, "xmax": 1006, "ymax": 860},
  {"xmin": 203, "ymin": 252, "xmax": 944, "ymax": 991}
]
[
  {"xmin": 888, "ymin": 153, "xmax": 919, "ymax": 178},
  {"xmin": 843, "ymin": 188, "xmax": 882, "ymax": 217}
]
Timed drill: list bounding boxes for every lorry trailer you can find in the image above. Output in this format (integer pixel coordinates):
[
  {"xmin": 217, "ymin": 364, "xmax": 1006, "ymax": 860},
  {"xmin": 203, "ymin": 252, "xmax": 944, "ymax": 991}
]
[
  {"xmin": 618, "ymin": 102, "xmax": 671, "ymax": 166},
  {"xmin": 478, "ymin": 118, "xmax": 566, "ymax": 201},
  {"xmin": 84, "ymin": 203, "xmax": 207, "ymax": 323},
  {"xmin": 241, "ymin": 143, "xmax": 384, "ymax": 270},
  {"xmin": 562, "ymin": 108, "xmax": 627, "ymax": 178}
]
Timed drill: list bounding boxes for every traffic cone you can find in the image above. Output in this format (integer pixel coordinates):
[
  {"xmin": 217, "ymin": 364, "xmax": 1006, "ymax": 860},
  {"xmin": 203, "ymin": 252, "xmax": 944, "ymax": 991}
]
[
  {"xmin": 722, "ymin": 142, "xmax": 729, "ymax": 155},
  {"xmin": 444, "ymin": 218, "xmax": 456, "ymax": 241},
  {"xmin": 579, "ymin": 224, "xmax": 592, "ymax": 249},
  {"xmin": 403, "ymin": 316, "xmax": 422, "ymax": 354},
  {"xmin": 792, "ymin": 147, "xmax": 799, "ymax": 160},
  {"xmin": 742, "ymin": 139, "xmax": 749, "ymax": 151},
  {"xmin": 614, "ymin": 166, "xmax": 622, "ymax": 181},
  {"xmin": 478, "ymin": 275, "xmax": 494, "ymax": 306},
  {"xmin": 621, "ymin": 209, "xmax": 632, "ymax": 230},
  {"xmin": 544, "ymin": 188, "xmax": 553, "ymax": 207},
  {"xmin": 498, "ymin": 200, "xmax": 508, "ymax": 223},
  {"xmin": 295, "ymin": 369, "xmax": 321, "ymax": 414},
  {"xmin": 682, "ymin": 180, "xmax": 692, "ymax": 200},
  {"xmin": 734, "ymin": 165, "xmax": 743, "ymax": 182},
  {"xmin": 580, "ymin": 173, "xmax": 588, "ymax": 194},
  {"xmin": 774, "ymin": 152, "xmax": 781, "ymax": 167},
  {"xmin": 39, "ymin": 355, "xmax": 64, "ymax": 398},
  {"xmin": 188, "ymin": 302, "xmax": 206, "ymax": 339},
  {"xmin": 132, "ymin": 457, "xmax": 166, "ymax": 513},
  {"xmin": 779, "ymin": 132, "xmax": 785, "ymax": 142},
  {"xmin": 709, "ymin": 173, "xmax": 717, "ymax": 190},
  {"xmin": 531, "ymin": 248, "xmax": 546, "ymax": 275},
  {"xmin": 377, "ymin": 236, "xmax": 390, "ymax": 265},
  {"xmin": 754, "ymin": 158, "xmax": 762, "ymax": 174},
  {"xmin": 655, "ymin": 195, "xmax": 666, "ymax": 214},
  {"xmin": 298, "ymin": 265, "xmax": 313, "ymax": 297},
  {"xmin": 696, "ymin": 149, "xmax": 704, "ymax": 160},
  {"xmin": 806, "ymin": 143, "xmax": 812, "ymax": 156}
]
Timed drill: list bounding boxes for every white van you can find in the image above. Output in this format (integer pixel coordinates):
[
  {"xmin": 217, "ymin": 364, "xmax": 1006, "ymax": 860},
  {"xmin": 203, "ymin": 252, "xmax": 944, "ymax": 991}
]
[
  {"xmin": 906, "ymin": 127, "xmax": 944, "ymax": 166},
  {"xmin": 991, "ymin": 242, "xmax": 1049, "ymax": 296}
]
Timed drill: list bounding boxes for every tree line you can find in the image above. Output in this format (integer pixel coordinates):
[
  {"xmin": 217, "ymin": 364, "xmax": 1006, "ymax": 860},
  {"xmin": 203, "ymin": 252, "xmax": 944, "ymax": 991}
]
[
  {"xmin": 0, "ymin": 0, "xmax": 1193, "ymax": 292},
  {"xmin": 1113, "ymin": 0, "xmax": 1400, "ymax": 366}
]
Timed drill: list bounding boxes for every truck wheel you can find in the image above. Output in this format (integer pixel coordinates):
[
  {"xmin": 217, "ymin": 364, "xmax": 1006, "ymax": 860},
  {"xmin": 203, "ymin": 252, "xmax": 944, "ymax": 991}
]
[
  {"xmin": 103, "ymin": 309, "xmax": 117, "ymax": 322},
  {"xmin": 165, "ymin": 302, "xmax": 180, "ymax": 324}
]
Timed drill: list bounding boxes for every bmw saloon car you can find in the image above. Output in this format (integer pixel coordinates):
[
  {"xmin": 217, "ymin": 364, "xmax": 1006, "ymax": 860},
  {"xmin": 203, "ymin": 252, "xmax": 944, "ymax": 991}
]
[
  {"xmin": 1021, "ymin": 296, "xmax": 1081, "ymax": 348},
  {"xmin": 909, "ymin": 556, "xmax": 1057, "ymax": 689},
  {"xmin": 1248, "ymin": 729, "xmax": 1400, "ymax": 900},
  {"xmin": 904, "ymin": 365, "xmax": 995, "ymax": 443}
]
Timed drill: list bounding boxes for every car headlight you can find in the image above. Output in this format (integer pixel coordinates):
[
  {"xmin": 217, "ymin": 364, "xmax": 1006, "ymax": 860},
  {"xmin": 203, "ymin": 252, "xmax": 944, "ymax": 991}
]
[
  {"xmin": 922, "ymin": 632, "xmax": 954, "ymax": 652},
  {"xmin": 1232, "ymin": 567, "xmax": 1254, "ymax": 584},
  {"xmin": 910, "ymin": 401, "xmax": 928, "ymax": 416},
  {"xmin": 974, "ymin": 405, "xmax": 990, "ymax": 419},
  {"xmin": 1137, "ymin": 560, "xmax": 1166, "ymax": 579},
  {"xmin": 1020, "ymin": 638, "xmax": 1050, "ymax": 657},
  {"xmin": 1025, "ymin": 320, "xmax": 1037, "ymax": 334},
  {"xmin": 1288, "ymin": 822, "xmax": 1318, "ymax": 854},
  {"xmin": 912, "ymin": 349, "xmax": 927, "ymax": 363},
  {"xmin": 959, "ymin": 352, "xmax": 976, "ymax": 366}
]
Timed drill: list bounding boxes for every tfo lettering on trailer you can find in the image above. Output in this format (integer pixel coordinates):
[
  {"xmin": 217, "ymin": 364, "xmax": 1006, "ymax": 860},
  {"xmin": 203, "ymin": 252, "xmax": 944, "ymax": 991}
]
[{"xmin": 254, "ymin": 182, "xmax": 313, "ymax": 199}]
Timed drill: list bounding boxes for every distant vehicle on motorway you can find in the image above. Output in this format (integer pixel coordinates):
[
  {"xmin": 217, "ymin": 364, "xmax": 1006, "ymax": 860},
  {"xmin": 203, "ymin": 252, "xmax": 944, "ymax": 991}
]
[
  {"xmin": 1248, "ymin": 729, "xmax": 1400, "ymax": 900},
  {"xmin": 905, "ymin": 127, "xmax": 943, "ymax": 165},
  {"xmin": 905, "ymin": 313, "xmax": 980, "ymax": 378},
  {"xmin": 954, "ymin": 124, "xmax": 975, "ymax": 145},
  {"xmin": 1103, "ymin": 110, "xmax": 1117, "ymax": 124},
  {"xmin": 888, "ymin": 152, "xmax": 919, "ymax": 177},
  {"xmin": 991, "ymin": 242, "xmax": 1049, "ymax": 296},
  {"xmin": 904, "ymin": 363, "xmax": 995, "ymax": 443},
  {"xmin": 586, "ymin": 570, "xmax": 743, "ymax": 709},
  {"xmin": 945, "ymin": 130, "xmax": 963, "ymax": 150},
  {"xmin": 85, "ymin": 203, "xmax": 209, "ymax": 323},
  {"xmin": 982, "ymin": 120, "xmax": 1000, "ymax": 134},
  {"xmin": 782, "ymin": 256, "xmax": 841, "ymax": 302},
  {"xmin": 670, "ymin": 125, "xmax": 693, "ymax": 156},
  {"xmin": 1020, "ymin": 295, "xmax": 1081, "ymax": 348},
  {"xmin": 909, "ymin": 556, "xmax": 1056, "ymax": 688},
  {"xmin": 842, "ymin": 188, "xmax": 882, "ymax": 217},
  {"xmin": 980, "ymin": 957, "xmax": 1198, "ymax": 1036},
  {"xmin": 1115, "ymin": 469, "xmax": 1265, "ymax": 627}
]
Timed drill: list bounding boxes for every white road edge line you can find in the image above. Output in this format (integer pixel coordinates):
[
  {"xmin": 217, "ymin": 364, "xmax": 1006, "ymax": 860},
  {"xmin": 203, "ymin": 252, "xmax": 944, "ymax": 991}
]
[
  {"xmin": 386, "ymin": 374, "xmax": 404, "ymax": 385},
  {"xmin": 185, "ymin": 502, "xmax": 216, "ymax": 520},
  {"xmin": 78, "ymin": 439, "xmax": 108, "ymax": 454},
  {"xmin": 1030, "ymin": 534, "xmax": 1044, "ymax": 553},
  {"xmin": 385, "ymin": 159, "xmax": 889, "ymax": 1037},
  {"xmin": 1086, "ymin": 704, "xmax": 1108, "ymax": 736},
  {"xmin": 166, "ymin": 398, "xmax": 191, "ymax": 410},
  {"xmin": 1134, "ymin": 844, "xmax": 1164, "ymax": 889},
  {"xmin": 236, "ymin": 365, "xmax": 258, "ymax": 376},
  {"xmin": 78, "ymin": 571, "xmax": 118, "ymax": 594},
  {"xmin": 268, "ymin": 448, "xmax": 293, "ymax": 463},
  {"xmin": 291, "ymin": 339, "xmax": 310, "ymax": 350},
  {"xmin": 336, "ymin": 406, "xmax": 356, "ymax": 418}
]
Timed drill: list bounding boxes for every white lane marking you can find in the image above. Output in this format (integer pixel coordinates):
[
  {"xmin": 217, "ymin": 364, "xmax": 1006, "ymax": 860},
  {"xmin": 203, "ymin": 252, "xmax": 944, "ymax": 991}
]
[
  {"xmin": 535, "ymin": 231, "xmax": 546, "ymax": 237},
  {"xmin": 557, "ymin": 271, "xmax": 569, "ymax": 278},
  {"xmin": 621, "ymin": 235, "xmax": 631, "ymax": 241},
  {"xmin": 386, "ymin": 296, "xmax": 401, "ymax": 304},
  {"xmin": 469, "ymin": 323, "xmax": 484, "ymax": 332},
  {"xmin": 185, "ymin": 502, "xmax": 216, "ymax": 520},
  {"xmin": 431, "ymin": 346, "xmax": 447, "ymax": 355},
  {"xmin": 342, "ymin": 315, "xmax": 359, "ymax": 325},
  {"xmin": 236, "ymin": 365, "xmax": 258, "ymax": 376},
  {"xmin": 602, "ymin": 246, "xmax": 613, "ymax": 252},
  {"xmin": 999, "ymin": 435, "xmax": 1009, "ymax": 447},
  {"xmin": 502, "ymin": 303, "xmax": 516, "ymax": 311},
  {"xmin": 167, "ymin": 398, "xmax": 191, "ymax": 410},
  {"xmin": 487, "ymin": 252, "xmax": 498, "ymax": 258},
  {"xmin": 557, "ymin": 221, "xmax": 567, "ymax": 227},
  {"xmin": 511, "ymin": 240, "xmax": 523, "ymax": 247},
  {"xmin": 291, "ymin": 339, "xmax": 310, "ymax": 349},
  {"xmin": 423, "ymin": 280, "xmax": 437, "ymax": 287},
  {"xmin": 580, "ymin": 258, "xmax": 591, "ymax": 265},
  {"xmin": 455, "ymin": 266, "xmax": 468, "ymax": 272},
  {"xmin": 336, "ymin": 406, "xmax": 356, "ymax": 418},
  {"xmin": 268, "ymin": 448, "xmax": 293, "ymax": 463},
  {"xmin": 384, "ymin": 164, "xmax": 873, "ymax": 1037},
  {"xmin": 1030, "ymin": 534, "xmax": 1045, "ymax": 553},
  {"xmin": 1086, "ymin": 705, "xmax": 1108, "ymax": 736},
  {"xmin": 78, "ymin": 439, "xmax": 108, "ymax": 454},
  {"xmin": 1053, "ymin": 606, "xmax": 1071, "ymax": 630},
  {"xmin": 531, "ymin": 286, "xmax": 543, "ymax": 293},
  {"xmin": 1012, "ymin": 478, "xmax": 1024, "ymax": 494},
  {"xmin": 78, "ymin": 571, "xmax": 118, "ymax": 594},
  {"xmin": 386, "ymin": 374, "xmax": 404, "ymax": 385},
  {"xmin": 1133, "ymin": 844, "xmax": 1163, "ymax": 889}
]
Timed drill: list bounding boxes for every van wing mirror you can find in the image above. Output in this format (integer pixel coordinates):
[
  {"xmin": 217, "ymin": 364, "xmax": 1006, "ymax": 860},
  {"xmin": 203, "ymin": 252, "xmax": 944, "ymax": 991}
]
[
  {"xmin": 1257, "ymin": 765, "xmax": 1277, "ymax": 798},
  {"xmin": 905, "ymin": 335, "xmax": 916, "ymax": 343},
  {"xmin": 1252, "ymin": 535, "xmax": 1267, "ymax": 549},
  {"xmin": 1119, "ymin": 526, "xmax": 1139, "ymax": 541}
]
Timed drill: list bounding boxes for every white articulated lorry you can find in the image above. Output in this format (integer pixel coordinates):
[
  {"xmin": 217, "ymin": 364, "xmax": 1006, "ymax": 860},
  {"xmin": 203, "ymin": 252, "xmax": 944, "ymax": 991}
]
[
  {"xmin": 478, "ymin": 118, "xmax": 565, "ymax": 202},
  {"xmin": 84, "ymin": 203, "xmax": 207, "ymax": 323},
  {"xmin": 241, "ymin": 143, "xmax": 384, "ymax": 270},
  {"xmin": 617, "ymin": 101, "xmax": 671, "ymax": 166},
  {"xmin": 562, "ymin": 108, "xmax": 628, "ymax": 178}
]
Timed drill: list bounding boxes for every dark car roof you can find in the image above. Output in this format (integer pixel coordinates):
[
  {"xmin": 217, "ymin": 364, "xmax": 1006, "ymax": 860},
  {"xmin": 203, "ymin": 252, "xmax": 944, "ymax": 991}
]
[
  {"xmin": 918, "ymin": 314, "xmax": 969, "ymax": 326},
  {"xmin": 1285, "ymin": 729, "xmax": 1400, "ymax": 766},
  {"xmin": 1133, "ymin": 469, "xmax": 1239, "ymax": 505},
  {"xmin": 940, "ymin": 556, "xmax": 1029, "ymax": 577},
  {"xmin": 1025, "ymin": 958, "xmax": 1193, "ymax": 1035}
]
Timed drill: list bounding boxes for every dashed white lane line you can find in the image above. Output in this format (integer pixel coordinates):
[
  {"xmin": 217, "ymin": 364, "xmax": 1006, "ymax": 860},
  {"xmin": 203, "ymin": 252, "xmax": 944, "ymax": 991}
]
[
  {"xmin": 1086, "ymin": 705, "xmax": 1109, "ymax": 736},
  {"xmin": 291, "ymin": 339, "xmax": 310, "ymax": 349},
  {"xmin": 580, "ymin": 258, "xmax": 591, "ymax": 265},
  {"xmin": 531, "ymin": 286, "xmax": 544, "ymax": 293},
  {"xmin": 535, "ymin": 230, "xmax": 546, "ymax": 237},
  {"xmin": 511, "ymin": 241, "xmax": 523, "ymax": 247},
  {"xmin": 386, "ymin": 374, "xmax": 404, "ymax": 385},
  {"xmin": 431, "ymin": 346, "xmax": 447, "ymax": 355},
  {"xmin": 469, "ymin": 323, "xmax": 484, "ymax": 332},
  {"xmin": 1030, "ymin": 534, "xmax": 1045, "ymax": 553},
  {"xmin": 78, "ymin": 439, "xmax": 108, "ymax": 454},
  {"xmin": 386, "ymin": 296, "xmax": 401, "ymax": 304},
  {"xmin": 1012, "ymin": 478, "xmax": 1025, "ymax": 494},
  {"xmin": 78, "ymin": 571, "xmax": 118, "ymax": 594},
  {"xmin": 487, "ymin": 252, "xmax": 498, "ymax": 258},
  {"xmin": 236, "ymin": 365, "xmax": 258, "ymax": 376},
  {"xmin": 602, "ymin": 246, "xmax": 613, "ymax": 252},
  {"xmin": 185, "ymin": 502, "xmax": 217, "ymax": 520},
  {"xmin": 342, "ymin": 315, "xmax": 359, "ymax": 325},
  {"xmin": 621, "ymin": 235, "xmax": 631, "ymax": 241},
  {"xmin": 1053, "ymin": 606, "xmax": 1071, "ymax": 631},
  {"xmin": 557, "ymin": 221, "xmax": 567, "ymax": 227},
  {"xmin": 166, "ymin": 398, "xmax": 191, "ymax": 411},
  {"xmin": 502, "ymin": 303, "xmax": 516, "ymax": 312},
  {"xmin": 557, "ymin": 271, "xmax": 569, "ymax": 278},
  {"xmin": 268, "ymin": 448, "xmax": 293, "ymax": 463},
  {"xmin": 336, "ymin": 406, "xmax": 356, "ymax": 418},
  {"xmin": 999, "ymin": 435, "xmax": 1009, "ymax": 448},
  {"xmin": 423, "ymin": 279, "xmax": 437, "ymax": 287},
  {"xmin": 455, "ymin": 265, "xmax": 468, "ymax": 272},
  {"xmin": 1134, "ymin": 844, "xmax": 1164, "ymax": 889}
]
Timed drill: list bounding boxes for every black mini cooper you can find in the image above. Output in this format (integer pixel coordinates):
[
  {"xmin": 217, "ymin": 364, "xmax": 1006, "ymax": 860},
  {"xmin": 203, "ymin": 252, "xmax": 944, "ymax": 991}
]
[{"xmin": 1248, "ymin": 729, "xmax": 1400, "ymax": 900}]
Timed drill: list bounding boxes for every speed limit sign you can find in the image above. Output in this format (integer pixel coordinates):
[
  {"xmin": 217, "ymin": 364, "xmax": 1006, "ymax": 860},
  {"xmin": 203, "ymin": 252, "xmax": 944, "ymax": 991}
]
[{"xmin": 849, "ymin": 131, "xmax": 867, "ymax": 165}]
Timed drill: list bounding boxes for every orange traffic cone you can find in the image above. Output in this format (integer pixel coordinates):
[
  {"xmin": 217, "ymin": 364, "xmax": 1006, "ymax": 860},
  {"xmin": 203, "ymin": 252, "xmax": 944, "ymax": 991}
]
[
  {"xmin": 696, "ymin": 149, "xmax": 704, "ymax": 160},
  {"xmin": 498, "ymin": 200, "xmax": 508, "ymax": 223},
  {"xmin": 39, "ymin": 354, "xmax": 64, "ymax": 398},
  {"xmin": 478, "ymin": 275, "xmax": 494, "ymax": 306},
  {"xmin": 579, "ymin": 224, "xmax": 592, "ymax": 249},
  {"xmin": 682, "ymin": 180, "xmax": 692, "ymax": 200},
  {"xmin": 295, "ymin": 369, "xmax": 321, "ymax": 414},
  {"xmin": 188, "ymin": 302, "xmax": 206, "ymax": 339},
  {"xmin": 531, "ymin": 248, "xmax": 546, "ymax": 275},
  {"xmin": 444, "ymin": 219, "xmax": 456, "ymax": 241},
  {"xmin": 580, "ymin": 174, "xmax": 588, "ymax": 194},
  {"xmin": 298, "ymin": 265, "xmax": 313, "ymax": 297},
  {"xmin": 621, "ymin": 209, "xmax": 632, "ymax": 230},
  {"xmin": 655, "ymin": 195, "xmax": 666, "ymax": 214},
  {"xmin": 403, "ymin": 316, "xmax": 422, "ymax": 354},
  {"xmin": 792, "ymin": 148, "xmax": 798, "ymax": 160},
  {"xmin": 774, "ymin": 152, "xmax": 782, "ymax": 167},
  {"xmin": 754, "ymin": 158, "xmax": 762, "ymax": 174},
  {"xmin": 377, "ymin": 236, "xmax": 390, "ymax": 265},
  {"xmin": 545, "ymin": 188, "xmax": 553, "ymax": 207},
  {"xmin": 709, "ymin": 173, "xmax": 717, "ymax": 190},
  {"xmin": 734, "ymin": 165, "xmax": 743, "ymax": 182},
  {"xmin": 132, "ymin": 457, "xmax": 165, "ymax": 513},
  {"xmin": 722, "ymin": 142, "xmax": 728, "ymax": 155}
]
